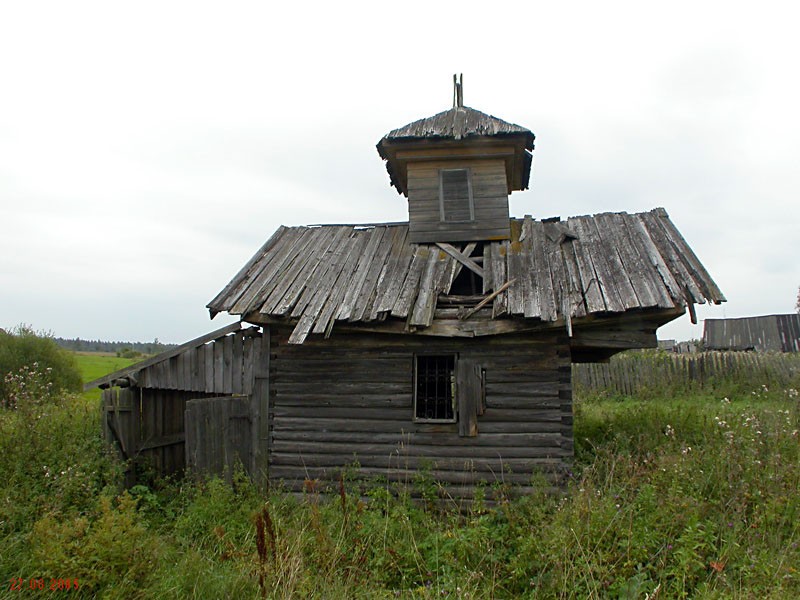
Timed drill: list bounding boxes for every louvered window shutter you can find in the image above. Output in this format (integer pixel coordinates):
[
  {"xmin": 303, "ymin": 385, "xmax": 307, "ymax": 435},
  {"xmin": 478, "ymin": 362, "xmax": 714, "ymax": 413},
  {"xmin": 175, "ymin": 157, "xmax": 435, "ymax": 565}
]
[{"xmin": 439, "ymin": 169, "xmax": 474, "ymax": 222}]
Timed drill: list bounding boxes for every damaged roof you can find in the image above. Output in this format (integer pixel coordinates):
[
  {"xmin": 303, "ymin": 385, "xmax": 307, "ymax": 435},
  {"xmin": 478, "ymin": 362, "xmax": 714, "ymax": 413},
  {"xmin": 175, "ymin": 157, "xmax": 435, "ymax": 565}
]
[
  {"xmin": 208, "ymin": 208, "xmax": 724, "ymax": 344},
  {"xmin": 378, "ymin": 105, "xmax": 534, "ymax": 146}
]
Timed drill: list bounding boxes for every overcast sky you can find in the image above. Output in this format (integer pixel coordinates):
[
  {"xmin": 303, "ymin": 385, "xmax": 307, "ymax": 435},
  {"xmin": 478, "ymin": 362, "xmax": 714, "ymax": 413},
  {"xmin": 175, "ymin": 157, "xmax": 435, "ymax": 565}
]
[{"xmin": 1, "ymin": 1, "xmax": 798, "ymax": 344}]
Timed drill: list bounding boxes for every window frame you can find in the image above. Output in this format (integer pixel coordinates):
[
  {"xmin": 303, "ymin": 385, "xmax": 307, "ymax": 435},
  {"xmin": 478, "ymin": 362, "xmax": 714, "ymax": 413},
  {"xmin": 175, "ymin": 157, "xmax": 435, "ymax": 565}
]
[
  {"xmin": 438, "ymin": 168, "xmax": 475, "ymax": 223},
  {"xmin": 413, "ymin": 354, "xmax": 458, "ymax": 423}
]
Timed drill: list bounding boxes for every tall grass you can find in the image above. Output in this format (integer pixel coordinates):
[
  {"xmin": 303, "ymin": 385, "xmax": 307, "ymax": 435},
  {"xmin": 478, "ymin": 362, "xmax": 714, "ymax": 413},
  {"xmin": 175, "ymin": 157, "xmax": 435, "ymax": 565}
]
[{"xmin": 1, "ymin": 356, "xmax": 798, "ymax": 597}]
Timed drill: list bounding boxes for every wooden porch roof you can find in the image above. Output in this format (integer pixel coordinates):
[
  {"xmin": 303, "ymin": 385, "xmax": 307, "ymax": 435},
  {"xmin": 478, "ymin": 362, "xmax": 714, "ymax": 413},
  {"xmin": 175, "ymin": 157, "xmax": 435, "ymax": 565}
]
[{"xmin": 207, "ymin": 208, "xmax": 725, "ymax": 345}]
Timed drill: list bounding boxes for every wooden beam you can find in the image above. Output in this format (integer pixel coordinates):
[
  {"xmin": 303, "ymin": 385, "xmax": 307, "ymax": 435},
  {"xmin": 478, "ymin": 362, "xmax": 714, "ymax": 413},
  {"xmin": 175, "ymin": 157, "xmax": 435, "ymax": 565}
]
[
  {"xmin": 435, "ymin": 242, "xmax": 484, "ymax": 278},
  {"xmin": 460, "ymin": 279, "xmax": 516, "ymax": 321}
]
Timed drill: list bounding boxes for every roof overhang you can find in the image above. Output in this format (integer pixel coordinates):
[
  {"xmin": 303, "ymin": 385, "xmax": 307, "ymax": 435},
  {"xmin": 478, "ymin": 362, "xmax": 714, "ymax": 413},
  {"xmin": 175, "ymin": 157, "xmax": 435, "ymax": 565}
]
[{"xmin": 377, "ymin": 134, "xmax": 533, "ymax": 197}]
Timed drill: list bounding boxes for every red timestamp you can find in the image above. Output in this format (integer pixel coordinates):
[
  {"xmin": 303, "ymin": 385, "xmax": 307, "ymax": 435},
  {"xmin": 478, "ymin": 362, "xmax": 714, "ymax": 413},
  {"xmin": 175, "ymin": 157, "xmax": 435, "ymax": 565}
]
[{"xmin": 8, "ymin": 578, "xmax": 80, "ymax": 591}]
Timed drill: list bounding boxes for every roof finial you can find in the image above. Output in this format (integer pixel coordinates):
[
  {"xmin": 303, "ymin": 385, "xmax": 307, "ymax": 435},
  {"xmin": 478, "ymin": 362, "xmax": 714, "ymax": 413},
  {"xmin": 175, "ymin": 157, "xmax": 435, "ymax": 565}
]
[{"xmin": 453, "ymin": 73, "xmax": 464, "ymax": 108}]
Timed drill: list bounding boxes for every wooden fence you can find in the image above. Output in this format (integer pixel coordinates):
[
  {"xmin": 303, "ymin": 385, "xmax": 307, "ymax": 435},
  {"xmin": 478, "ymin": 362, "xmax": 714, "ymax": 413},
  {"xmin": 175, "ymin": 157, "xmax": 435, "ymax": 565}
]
[
  {"xmin": 185, "ymin": 395, "xmax": 256, "ymax": 483},
  {"xmin": 573, "ymin": 351, "xmax": 800, "ymax": 398}
]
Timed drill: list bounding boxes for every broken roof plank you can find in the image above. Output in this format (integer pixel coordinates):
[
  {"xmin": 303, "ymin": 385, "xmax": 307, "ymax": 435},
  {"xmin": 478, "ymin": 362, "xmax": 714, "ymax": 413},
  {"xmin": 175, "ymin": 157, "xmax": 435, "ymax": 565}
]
[
  {"xmin": 313, "ymin": 234, "xmax": 369, "ymax": 336},
  {"xmin": 650, "ymin": 208, "xmax": 725, "ymax": 303},
  {"xmin": 564, "ymin": 217, "xmax": 607, "ymax": 314},
  {"xmin": 367, "ymin": 225, "xmax": 409, "ymax": 321},
  {"xmin": 603, "ymin": 212, "xmax": 663, "ymax": 309},
  {"xmin": 337, "ymin": 226, "xmax": 388, "ymax": 321},
  {"xmin": 350, "ymin": 226, "xmax": 396, "ymax": 323},
  {"xmin": 488, "ymin": 241, "xmax": 509, "ymax": 317},
  {"xmin": 529, "ymin": 220, "xmax": 557, "ymax": 321},
  {"xmin": 229, "ymin": 227, "xmax": 313, "ymax": 315},
  {"xmin": 207, "ymin": 225, "xmax": 288, "ymax": 315},
  {"xmin": 410, "ymin": 248, "xmax": 448, "ymax": 327},
  {"xmin": 624, "ymin": 214, "xmax": 683, "ymax": 308},
  {"xmin": 520, "ymin": 216, "xmax": 542, "ymax": 320},
  {"xmin": 638, "ymin": 209, "xmax": 704, "ymax": 303},
  {"xmin": 587, "ymin": 214, "xmax": 641, "ymax": 311},
  {"xmin": 391, "ymin": 245, "xmax": 430, "ymax": 318},
  {"xmin": 209, "ymin": 210, "xmax": 724, "ymax": 341},
  {"xmin": 569, "ymin": 216, "xmax": 627, "ymax": 313},
  {"xmin": 263, "ymin": 226, "xmax": 349, "ymax": 316},
  {"xmin": 373, "ymin": 227, "xmax": 415, "ymax": 316}
]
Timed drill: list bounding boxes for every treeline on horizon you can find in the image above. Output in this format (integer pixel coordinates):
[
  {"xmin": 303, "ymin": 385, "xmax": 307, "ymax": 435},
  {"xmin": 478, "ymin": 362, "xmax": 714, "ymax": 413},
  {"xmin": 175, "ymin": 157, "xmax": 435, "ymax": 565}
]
[{"xmin": 53, "ymin": 337, "xmax": 177, "ymax": 355}]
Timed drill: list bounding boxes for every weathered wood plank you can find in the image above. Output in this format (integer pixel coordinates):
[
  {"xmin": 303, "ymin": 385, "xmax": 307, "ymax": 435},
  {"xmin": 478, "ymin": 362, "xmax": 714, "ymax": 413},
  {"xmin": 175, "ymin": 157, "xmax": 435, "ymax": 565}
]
[
  {"xmin": 391, "ymin": 245, "xmax": 429, "ymax": 318},
  {"xmin": 263, "ymin": 226, "xmax": 349, "ymax": 316},
  {"xmin": 228, "ymin": 227, "xmax": 313, "ymax": 315},
  {"xmin": 222, "ymin": 333, "xmax": 233, "ymax": 393},
  {"xmin": 311, "ymin": 233, "xmax": 365, "ymax": 336}
]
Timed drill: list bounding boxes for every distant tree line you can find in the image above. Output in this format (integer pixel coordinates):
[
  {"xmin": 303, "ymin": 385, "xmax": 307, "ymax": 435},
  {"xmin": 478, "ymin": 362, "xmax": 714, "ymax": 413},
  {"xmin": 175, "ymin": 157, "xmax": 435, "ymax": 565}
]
[{"xmin": 54, "ymin": 337, "xmax": 177, "ymax": 356}]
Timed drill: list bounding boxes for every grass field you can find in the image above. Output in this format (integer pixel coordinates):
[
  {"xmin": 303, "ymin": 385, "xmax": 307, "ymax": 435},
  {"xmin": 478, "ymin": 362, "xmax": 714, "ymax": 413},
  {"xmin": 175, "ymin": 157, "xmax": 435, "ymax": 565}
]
[
  {"xmin": 1, "ymin": 352, "xmax": 798, "ymax": 598},
  {"xmin": 73, "ymin": 353, "xmax": 142, "ymax": 401}
]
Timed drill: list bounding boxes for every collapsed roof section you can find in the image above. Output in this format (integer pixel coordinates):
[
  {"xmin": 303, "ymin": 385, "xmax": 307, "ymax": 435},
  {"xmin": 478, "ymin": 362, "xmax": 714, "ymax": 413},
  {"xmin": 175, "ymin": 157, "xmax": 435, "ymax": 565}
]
[{"xmin": 207, "ymin": 208, "xmax": 725, "ymax": 345}]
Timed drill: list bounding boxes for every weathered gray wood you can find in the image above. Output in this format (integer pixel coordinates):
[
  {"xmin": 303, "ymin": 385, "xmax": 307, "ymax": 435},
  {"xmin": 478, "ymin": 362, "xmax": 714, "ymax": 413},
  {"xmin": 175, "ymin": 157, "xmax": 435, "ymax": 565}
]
[
  {"xmin": 266, "ymin": 329, "xmax": 570, "ymax": 492},
  {"xmin": 253, "ymin": 329, "xmax": 271, "ymax": 486},
  {"xmin": 457, "ymin": 359, "xmax": 480, "ymax": 437},
  {"xmin": 222, "ymin": 333, "xmax": 233, "ymax": 393},
  {"xmin": 369, "ymin": 225, "xmax": 410, "ymax": 319},
  {"xmin": 204, "ymin": 343, "xmax": 214, "ymax": 393},
  {"xmin": 213, "ymin": 338, "xmax": 224, "ymax": 392},
  {"xmin": 229, "ymin": 227, "xmax": 315, "ymax": 315},
  {"xmin": 350, "ymin": 226, "xmax": 397, "ymax": 322},
  {"xmin": 202, "ymin": 210, "xmax": 724, "ymax": 346},
  {"xmin": 242, "ymin": 336, "xmax": 254, "ymax": 395},
  {"xmin": 337, "ymin": 225, "xmax": 388, "ymax": 321},
  {"xmin": 185, "ymin": 395, "xmax": 253, "ymax": 483},
  {"xmin": 85, "ymin": 322, "xmax": 243, "ymax": 391},
  {"xmin": 391, "ymin": 245, "xmax": 429, "ymax": 318},
  {"xmin": 311, "ymin": 233, "xmax": 365, "ymax": 336},
  {"xmin": 435, "ymin": 242, "xmax": 484, "ymax": 278},
  {"xmin": 208, "ymin": 225, "xmax": 288, "ymax": 313},
  {"xmin": 263, "ymin": 226, "xmax": 349, "ymax": 316},
  {"xmin": 409, "ymin": 248, "xmax": 447, "ymax": 327},
  {"xmin": 564, "ymin": 216, "xmax": 608, "ymax": 313}
]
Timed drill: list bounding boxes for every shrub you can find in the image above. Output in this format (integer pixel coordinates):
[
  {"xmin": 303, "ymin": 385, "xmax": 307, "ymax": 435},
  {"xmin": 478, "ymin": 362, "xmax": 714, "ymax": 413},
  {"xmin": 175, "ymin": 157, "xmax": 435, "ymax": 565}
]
[{"xmin": 0, "ymin": 325, "xmax": 82, "ymax": 407}]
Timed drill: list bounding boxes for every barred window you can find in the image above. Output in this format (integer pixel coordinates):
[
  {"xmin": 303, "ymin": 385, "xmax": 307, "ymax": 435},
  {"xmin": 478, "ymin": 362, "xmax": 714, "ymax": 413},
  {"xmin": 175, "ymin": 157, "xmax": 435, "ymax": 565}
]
[
  {"xmin": 414, "ymin": 355, "xmax": 456, "ymax": 422},
  {"xmin": 439, "ymin": 169, "xmax": 474, "ymax": 222}
]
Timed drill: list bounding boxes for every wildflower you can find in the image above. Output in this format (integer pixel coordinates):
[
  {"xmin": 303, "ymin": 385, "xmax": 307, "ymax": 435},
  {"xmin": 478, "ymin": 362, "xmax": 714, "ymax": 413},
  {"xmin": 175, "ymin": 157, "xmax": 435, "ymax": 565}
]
[{"xmin": 665, "ymin": 424, "xmax": 675, "ymax": 437}]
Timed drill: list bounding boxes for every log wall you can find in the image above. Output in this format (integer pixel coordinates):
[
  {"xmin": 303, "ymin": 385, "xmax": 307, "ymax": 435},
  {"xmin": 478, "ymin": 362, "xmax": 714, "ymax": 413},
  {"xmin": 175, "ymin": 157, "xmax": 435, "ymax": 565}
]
[{"xmin": 268, "ymin": 328, "xmax": 572, "ymax": 498}]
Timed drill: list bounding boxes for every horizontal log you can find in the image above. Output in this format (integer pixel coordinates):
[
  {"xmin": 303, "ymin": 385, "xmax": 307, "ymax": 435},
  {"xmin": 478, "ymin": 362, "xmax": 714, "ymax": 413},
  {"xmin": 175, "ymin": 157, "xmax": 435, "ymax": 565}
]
[
  {"xmin": 272, "ymin": 382, "xmax": 409, "ymax": 395},
  {"xmin": 272, "ymin": 405, "xmax": 409, "ymax": 420},
  {"xmin": 272, "ymin": 417, "xmax": 564, "ymax": 435},
  {"xmin": 270, "ymin": 441, "xmax": 565, "ymax": 459},
  {"xmin": 272, "ymin": 394, "xmax": 412, "ymax": 409},
  {"xmin": 272, "ymin": 430, "xmax": 565, "ymax": 447}
]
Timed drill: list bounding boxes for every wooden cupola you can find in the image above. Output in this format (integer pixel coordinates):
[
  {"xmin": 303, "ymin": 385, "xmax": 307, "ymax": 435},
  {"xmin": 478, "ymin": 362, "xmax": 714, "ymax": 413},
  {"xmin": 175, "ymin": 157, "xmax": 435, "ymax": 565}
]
[{"xmin": 377, "ymin": 75, "xmax": 535, "ymax": 244}]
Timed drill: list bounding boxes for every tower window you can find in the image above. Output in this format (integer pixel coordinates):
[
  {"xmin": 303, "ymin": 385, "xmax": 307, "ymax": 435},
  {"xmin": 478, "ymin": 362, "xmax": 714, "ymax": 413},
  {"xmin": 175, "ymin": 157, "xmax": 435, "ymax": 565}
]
[
  {"xmin": 439, "ymin": 169, "xmax": 474, "ymax": 222},
  {"xmin": 414, "ymin": 355, "xmax": 456, "ymax": 422}
]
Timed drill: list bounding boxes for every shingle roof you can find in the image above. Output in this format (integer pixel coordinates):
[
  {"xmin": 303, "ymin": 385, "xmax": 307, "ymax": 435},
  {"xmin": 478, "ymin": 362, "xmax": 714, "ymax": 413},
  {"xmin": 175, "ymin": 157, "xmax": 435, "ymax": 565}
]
[
  {"xmin": 207, "ymin": 208, "xmax": 725, "ymax": 344},
  {"xmin": 378, "ymin": 106, "xmax": 535, "ymax": 147}
]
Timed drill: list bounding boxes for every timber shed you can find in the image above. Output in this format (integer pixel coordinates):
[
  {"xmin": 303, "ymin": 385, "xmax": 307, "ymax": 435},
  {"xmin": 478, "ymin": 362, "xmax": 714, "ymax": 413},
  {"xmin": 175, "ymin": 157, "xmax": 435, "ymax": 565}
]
[
  {"xmin": 704, "ymin": 314, "xmax": 800, "ymax": 353},
  {"xmin": 91, "ymin": 83, "xmax": 725, "ymax": 497}
]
